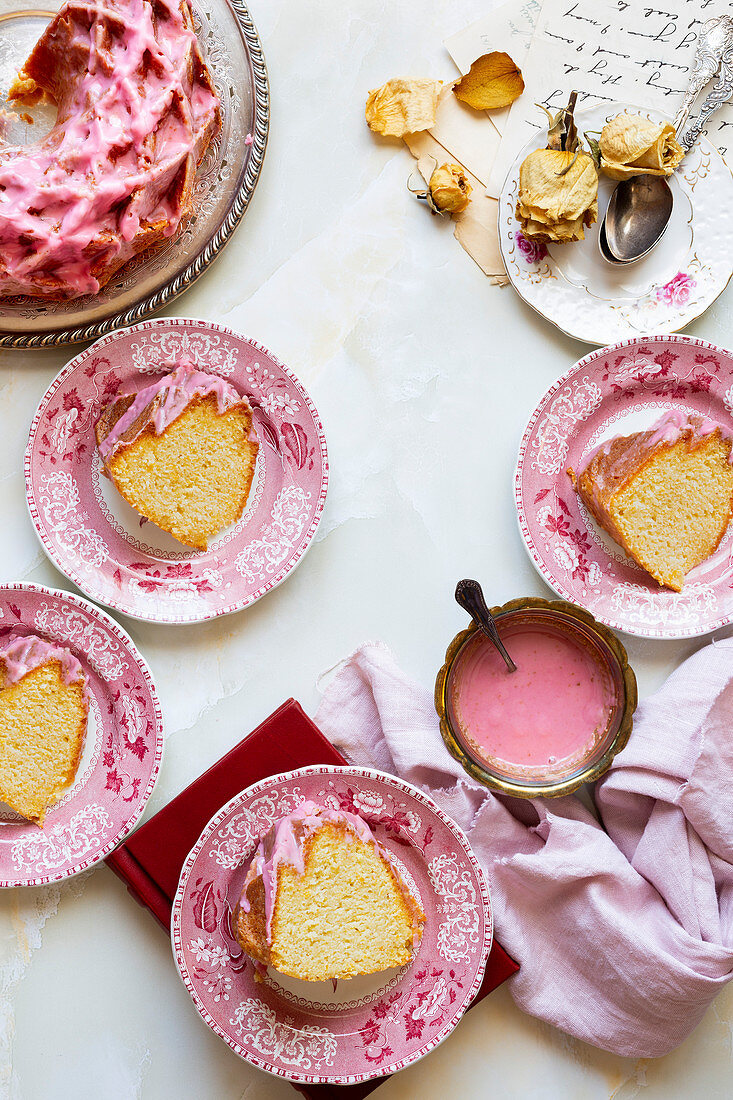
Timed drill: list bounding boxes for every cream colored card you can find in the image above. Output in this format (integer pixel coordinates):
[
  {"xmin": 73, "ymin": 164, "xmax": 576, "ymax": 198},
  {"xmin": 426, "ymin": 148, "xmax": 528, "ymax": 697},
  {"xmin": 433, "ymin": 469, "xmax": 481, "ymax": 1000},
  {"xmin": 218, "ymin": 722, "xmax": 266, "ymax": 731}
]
[
  {"xmin": 406, "ymin": 139, "xmax": 507, "ymax": 283},
  {"xmin": 404, "ymin": 89, "xmax": 506, "ymax": 282},
  {"xmin": 444, "ymin": 0, "xmax": 540, "ymax": 136},
  {"xmin": 422, "ymin": 87, "xmax": 502, "ymax": 187},
  {"xmin": 487, "ymin": 0, "xmax": 733, "ymax": 197}
]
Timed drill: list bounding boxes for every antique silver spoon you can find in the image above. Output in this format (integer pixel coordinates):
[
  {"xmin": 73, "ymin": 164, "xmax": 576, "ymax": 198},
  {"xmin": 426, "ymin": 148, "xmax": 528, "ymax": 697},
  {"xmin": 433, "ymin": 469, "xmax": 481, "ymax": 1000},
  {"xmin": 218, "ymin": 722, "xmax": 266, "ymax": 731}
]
[
  {"xmin": 599, "ymin": 15, "xmax": 733, "ymax": 265},
  {"xmin": 454, "ymin": 578, "xmax": 517, "ymax": 673}
]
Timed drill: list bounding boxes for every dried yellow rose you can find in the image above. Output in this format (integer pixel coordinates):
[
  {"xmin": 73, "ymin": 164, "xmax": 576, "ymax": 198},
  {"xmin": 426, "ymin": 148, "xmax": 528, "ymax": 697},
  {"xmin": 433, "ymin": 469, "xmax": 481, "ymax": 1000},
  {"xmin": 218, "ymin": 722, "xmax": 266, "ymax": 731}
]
[
  {"xmin": 428, "ymin": 163, "xmax": 472, "ymax": 214},
  {"xmin": 599, "ymin": 113, "xmax": 684, "ymax": 180},
  {"xmin": 453, "ymin": 52, "xmax": 524, "ymax": 111},
  {"xmin": 365, "ymin": 79, "xmax": 442, "ymax": 138},
  {"xmin": 515, "ymin": 93, "xmax": 598, "ymax": 244},
  {"xmin": 516, "ymin": 148, "xmax": 598, "ymax": 243}
]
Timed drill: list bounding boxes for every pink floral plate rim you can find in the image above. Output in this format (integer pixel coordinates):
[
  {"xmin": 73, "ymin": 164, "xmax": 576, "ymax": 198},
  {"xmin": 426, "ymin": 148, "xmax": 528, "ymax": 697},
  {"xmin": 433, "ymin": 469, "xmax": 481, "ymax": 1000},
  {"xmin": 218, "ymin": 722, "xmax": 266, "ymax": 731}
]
[
  {"xmin": 515, "ymin": 334, "xmax": 733, "ymax": 639},
  {"xmin": 171, "ymin": 765, "xmax": 493, "ymax": 1084},
  {"xmin": 24, "ymin": 317, "xmax": 329, "ymax": 624},
  {"xmin": 0, "ymin": 582, "xmax": 163, "ymax": 888}
]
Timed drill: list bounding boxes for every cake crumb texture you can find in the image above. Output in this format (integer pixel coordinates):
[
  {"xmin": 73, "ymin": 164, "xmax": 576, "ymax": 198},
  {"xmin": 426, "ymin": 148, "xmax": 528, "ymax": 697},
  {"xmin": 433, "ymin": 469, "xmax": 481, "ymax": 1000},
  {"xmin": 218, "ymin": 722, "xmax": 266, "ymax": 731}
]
[
  {"xmin": 579, "ymin": 431, "xmax": 733, "ymax": 591},
  {"xmin": 268, "ymin": 824, "xmax": 419, "ymax": 981},
  {"xmin": 0, "ymin": 661, "xmax": 87, "ymax": 825},
  {"xmin": 107, "ymin": 393, "xmax": 258, "ymax": 551}
]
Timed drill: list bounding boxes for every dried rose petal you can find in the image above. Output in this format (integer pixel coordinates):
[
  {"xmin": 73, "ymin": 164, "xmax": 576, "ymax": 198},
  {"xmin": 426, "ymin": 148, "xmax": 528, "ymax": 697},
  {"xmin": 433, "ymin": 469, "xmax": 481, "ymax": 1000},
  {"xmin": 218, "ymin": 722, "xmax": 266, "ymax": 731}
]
[
  {"xmin": 365, "ymin": 78, "xmax": 442, "ymax": 137},
  {"xmin": 453, "ymin": 52, "xmax": 524, "ymax": 111}
]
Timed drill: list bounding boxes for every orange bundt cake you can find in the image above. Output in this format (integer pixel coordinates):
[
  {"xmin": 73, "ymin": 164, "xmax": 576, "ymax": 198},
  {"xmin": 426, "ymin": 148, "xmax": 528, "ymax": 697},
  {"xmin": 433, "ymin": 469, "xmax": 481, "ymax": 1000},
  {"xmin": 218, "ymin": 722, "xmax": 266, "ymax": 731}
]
[
  {"xmin": 0, "ymin": 633, "xmax": 88, "ymax": 825},
  {"xmin": 569, "ymin": 410, "xmax": 733, "ymax": 591},
  {"xmin": 95, "ymin": 359, "xmax": 259, "ymax": 551},
  {"xmin": 234, "ymin": 801, "xmax": 425, "ymax": 981},
  {"xmin": 0, "ymin": 0, "xmax": 220, "ymax": 299}
]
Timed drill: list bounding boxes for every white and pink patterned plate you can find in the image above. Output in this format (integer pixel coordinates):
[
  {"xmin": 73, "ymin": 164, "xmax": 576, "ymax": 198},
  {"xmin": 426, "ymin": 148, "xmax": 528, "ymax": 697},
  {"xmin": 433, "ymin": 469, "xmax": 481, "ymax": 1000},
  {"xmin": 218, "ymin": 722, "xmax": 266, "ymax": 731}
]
[
  {"xmin": 25, "ymin": 318, "xmax": 329, "ymax": 624},
  {"xmin": 500, "ymin": 103, "xmax": 733, "ymax": 345},
  {"xmin": 171, "ymin": 766, "xmax": 492, "ymax": 1085},
  {"xmin": 0, "ymin": 583, "xmax": 163, "ymax": 887},
  {"xmin": 516, "ymin": 334, "xmax": 733, "ymax": 639}
]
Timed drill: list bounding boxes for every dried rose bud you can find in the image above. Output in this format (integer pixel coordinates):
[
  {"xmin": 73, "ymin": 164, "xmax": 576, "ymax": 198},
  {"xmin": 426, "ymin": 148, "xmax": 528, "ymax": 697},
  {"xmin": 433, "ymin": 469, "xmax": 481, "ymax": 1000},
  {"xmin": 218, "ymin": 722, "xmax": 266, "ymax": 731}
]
[
  {"xmin": 428, "ymin": 163, "xmax": 472, "ymax": 215},
  {"xmin": 599, "ymin": 112, "xmax": 684, "ymax": 180},
  {"xmin": 516, "ymin": 148, "xmax": 598, "ymax": 242}
]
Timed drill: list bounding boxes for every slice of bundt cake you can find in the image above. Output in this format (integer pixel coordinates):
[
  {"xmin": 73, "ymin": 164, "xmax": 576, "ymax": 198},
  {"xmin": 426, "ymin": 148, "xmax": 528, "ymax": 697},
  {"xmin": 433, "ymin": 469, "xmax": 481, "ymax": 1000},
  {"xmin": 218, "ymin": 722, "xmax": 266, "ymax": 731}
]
[
  {"xmin": 234, "ymin": 801, "xmax": 425, "ymax": 981},
  {"xmin": 95, "ymin": 359, "xmax": 259, "ymax": 551},
  {"xmin": 0, "ymin": 633, "xmax": 88, "ymax": 825},
  {"xmin": 569, "ymin": 410, "xmax": 733, "ymax": 591}
]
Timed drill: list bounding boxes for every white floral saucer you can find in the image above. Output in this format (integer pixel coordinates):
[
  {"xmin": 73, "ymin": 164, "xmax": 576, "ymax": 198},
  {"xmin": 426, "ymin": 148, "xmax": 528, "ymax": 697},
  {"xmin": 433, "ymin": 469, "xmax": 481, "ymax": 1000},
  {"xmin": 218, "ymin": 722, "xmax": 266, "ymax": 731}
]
[{"xmin": 499, "ymin": 103, "xmax": 733, "ymax": 345}]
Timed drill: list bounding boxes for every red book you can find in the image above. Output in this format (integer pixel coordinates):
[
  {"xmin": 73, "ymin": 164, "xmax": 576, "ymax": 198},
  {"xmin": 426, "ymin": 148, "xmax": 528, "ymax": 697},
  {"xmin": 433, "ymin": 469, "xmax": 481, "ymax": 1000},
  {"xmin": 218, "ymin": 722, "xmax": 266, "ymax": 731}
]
[{"xmin": 106, "ymin": 699, "xmax": 518, "ymax": 1099}]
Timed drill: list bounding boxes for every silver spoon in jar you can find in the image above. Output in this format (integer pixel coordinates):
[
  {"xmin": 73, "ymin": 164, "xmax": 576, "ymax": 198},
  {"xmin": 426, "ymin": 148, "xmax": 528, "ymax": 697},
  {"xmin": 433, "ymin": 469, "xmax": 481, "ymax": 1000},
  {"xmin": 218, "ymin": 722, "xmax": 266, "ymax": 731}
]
[
  {"xmin": 455, "ymin": 579, "xmax": 517, "ymax": 674},
  {"xmin": 599, "ymin": 15, "xmax": 733, "ymax": 265}
]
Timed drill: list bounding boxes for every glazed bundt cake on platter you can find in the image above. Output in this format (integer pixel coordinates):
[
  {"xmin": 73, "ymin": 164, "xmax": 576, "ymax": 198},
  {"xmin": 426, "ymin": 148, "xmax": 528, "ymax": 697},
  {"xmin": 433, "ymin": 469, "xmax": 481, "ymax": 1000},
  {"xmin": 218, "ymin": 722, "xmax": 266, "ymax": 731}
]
[{"xmin": 0, "ymin": 0, "xmax": 221, "ymax": 299}]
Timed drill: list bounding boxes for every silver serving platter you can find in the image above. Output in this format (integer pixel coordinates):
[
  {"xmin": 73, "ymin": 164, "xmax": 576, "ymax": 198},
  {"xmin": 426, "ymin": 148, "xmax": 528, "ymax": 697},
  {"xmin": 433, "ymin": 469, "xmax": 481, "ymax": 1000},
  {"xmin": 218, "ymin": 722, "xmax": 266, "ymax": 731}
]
[{"xmin": 0, "ymin": 0, "xmax": 269, "ymax": 348}]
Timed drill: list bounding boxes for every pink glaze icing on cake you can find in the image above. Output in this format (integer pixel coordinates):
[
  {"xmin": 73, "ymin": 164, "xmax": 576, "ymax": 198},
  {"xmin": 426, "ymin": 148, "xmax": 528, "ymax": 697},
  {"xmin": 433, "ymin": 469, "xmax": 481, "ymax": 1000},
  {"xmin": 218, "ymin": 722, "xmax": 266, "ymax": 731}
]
[
  {"xmin": 582, "ymin": 411, "xmax": 733, "ymax": 474},
  {"xmin": 570, "ymin": 410, "xmax": 733, "ymax": 591},
  {"xmin": 96, "ymin": 358, "xmax": 254, "ymax": 462},
  {"xmin": 0, "ymin": 633, "xmax": 88, "ymax": 702},
  {"xmin": 0, "ymin": 0, "xmax": 221, "ymax": 299},
  {"xmin": 233, "ymin": 800, "xmax": 426, "ymax": 981},
  {"xmin": 238, "ymin": 800, "xmax": 414, "ymax": 943},
  {"xmin": 573, "ymin": 411, "xmax": 733, "ymax": 520}
]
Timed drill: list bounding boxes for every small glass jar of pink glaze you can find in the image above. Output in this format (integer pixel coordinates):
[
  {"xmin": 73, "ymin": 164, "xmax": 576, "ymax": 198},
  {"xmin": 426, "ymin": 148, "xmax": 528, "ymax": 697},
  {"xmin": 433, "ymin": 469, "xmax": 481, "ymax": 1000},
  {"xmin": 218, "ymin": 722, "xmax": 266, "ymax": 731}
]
[{"xmin": 435, "ymin": 597, "xmax": 637, "ymax": 798}]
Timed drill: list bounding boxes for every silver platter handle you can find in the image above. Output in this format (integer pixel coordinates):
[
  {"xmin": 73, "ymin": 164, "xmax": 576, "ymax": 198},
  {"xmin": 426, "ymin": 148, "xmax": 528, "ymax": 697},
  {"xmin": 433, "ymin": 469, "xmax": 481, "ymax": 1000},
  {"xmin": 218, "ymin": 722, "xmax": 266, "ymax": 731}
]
[{"xmin": 673, "ymin": 15, "xmax": 733, "ymax": 136}]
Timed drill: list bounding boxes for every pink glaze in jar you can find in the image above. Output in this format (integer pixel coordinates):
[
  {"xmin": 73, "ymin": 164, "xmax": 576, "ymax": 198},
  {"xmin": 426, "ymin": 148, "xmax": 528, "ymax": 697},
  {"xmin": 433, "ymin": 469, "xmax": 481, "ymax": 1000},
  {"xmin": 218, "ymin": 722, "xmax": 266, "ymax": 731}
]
[
  {"xmin": 449, "ymin": 625, "xmax": 615, "ymax": 768},
  {"xmin": 445, "ymin": 608, "xmax": 628, "ymax": 788}
]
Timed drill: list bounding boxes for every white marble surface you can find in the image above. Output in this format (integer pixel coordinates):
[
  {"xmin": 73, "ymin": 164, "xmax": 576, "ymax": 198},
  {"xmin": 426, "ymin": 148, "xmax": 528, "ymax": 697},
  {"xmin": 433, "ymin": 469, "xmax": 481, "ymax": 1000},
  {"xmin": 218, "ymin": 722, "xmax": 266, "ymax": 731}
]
[{"xmin": 2, "ymin": 0, "xmax": 733, "ymax": 1096}]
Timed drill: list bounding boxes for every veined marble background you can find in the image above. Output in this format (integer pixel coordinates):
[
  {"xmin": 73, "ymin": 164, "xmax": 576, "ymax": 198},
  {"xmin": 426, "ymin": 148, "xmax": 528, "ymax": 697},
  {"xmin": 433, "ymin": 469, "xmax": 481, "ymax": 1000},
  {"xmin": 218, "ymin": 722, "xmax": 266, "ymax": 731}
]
[{"xmin": 2, "ymin": 0, "xmax": 733, "ymax": 1096}]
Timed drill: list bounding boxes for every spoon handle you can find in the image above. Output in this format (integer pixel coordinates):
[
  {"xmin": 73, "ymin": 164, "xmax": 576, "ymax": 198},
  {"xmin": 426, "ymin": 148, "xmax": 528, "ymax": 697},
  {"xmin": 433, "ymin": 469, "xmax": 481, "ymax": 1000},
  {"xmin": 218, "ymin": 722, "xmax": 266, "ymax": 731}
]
[
  {"xmin": 674, "ymin": 16, "xmax": 733, "ymax": 136},
  {"xmin": 455, "ymin": 579, "xmax": 517, "ymax": 674},
  {"xmin": 681, "ymin": 25, "xmax": 733, "ymax": 151}
]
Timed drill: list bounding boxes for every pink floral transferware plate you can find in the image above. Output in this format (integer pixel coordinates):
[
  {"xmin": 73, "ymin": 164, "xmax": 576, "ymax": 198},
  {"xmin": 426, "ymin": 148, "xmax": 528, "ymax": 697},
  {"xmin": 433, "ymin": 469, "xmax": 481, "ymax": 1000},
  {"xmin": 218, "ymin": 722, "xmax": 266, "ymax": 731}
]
[
  {"xmin": 171, "ymin": 766, "xmax": 492, "ymax": 1085},
  {"xmin": 0, "ymin": 583, "xmax": 163, "ymax": 887},
  {"xmin": 25, "ymin": 318, "xmax": 328, "ymax": 624},
  {"xmin": 500, "ymin": 103, "xmax": 733, "ymax": 345},
  {"xmin": 516, "ymin": 335, "xmax": 733, "ymax": 639}
]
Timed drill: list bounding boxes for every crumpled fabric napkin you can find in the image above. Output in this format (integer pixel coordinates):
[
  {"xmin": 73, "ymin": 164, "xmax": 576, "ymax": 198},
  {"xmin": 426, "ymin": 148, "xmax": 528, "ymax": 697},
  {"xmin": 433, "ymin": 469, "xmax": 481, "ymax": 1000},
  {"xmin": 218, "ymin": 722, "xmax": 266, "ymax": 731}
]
[{"xmin": 315, "ymin": 640, "xmax": 733, "ymax": 1058}]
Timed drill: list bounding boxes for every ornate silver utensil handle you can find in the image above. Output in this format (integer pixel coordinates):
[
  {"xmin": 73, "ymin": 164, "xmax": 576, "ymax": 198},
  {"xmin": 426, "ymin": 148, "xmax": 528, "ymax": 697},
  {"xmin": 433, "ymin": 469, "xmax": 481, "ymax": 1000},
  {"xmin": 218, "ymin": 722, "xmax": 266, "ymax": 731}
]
[
  {"xmin": 674, "ymin": 15, "xmax": 733, "ymax": 136},
  {"xmin": 681, "ymin": 18, "xmax": 733, "ymax": 151}
]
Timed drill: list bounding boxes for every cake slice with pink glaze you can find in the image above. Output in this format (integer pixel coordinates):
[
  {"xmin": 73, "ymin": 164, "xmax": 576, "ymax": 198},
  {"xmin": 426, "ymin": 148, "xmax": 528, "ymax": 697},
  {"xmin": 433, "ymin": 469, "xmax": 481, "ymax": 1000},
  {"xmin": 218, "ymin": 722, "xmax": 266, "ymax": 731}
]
[
  {"xmin": 0, "ymin": 633, "xmax": 88, "ymax": 825},
  {"xmin": 569, "ymin": 410, "xmax": 733, "ymax": 591},
  {"xmin": 234, "ymin": 801, "xmax": 425, "ymax": 981},
  {"xmin": 95, "ymin": 359, "xmax": 259, "ymax": 551}
]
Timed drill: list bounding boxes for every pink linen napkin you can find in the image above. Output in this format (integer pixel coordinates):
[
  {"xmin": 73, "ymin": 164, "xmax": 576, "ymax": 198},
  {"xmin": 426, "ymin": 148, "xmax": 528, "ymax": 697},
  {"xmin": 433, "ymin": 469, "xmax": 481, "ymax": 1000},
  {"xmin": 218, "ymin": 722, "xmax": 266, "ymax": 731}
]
[{"xmin": 315, "ymin": 640, "xmax": 733, "ymax": 1058}]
